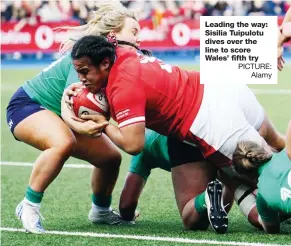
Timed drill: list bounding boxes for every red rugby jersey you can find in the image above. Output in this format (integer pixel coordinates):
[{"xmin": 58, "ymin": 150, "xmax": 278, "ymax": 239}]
[{"xmin": 106, "ymin": 47, "xmax": 204, "ymax": 140}]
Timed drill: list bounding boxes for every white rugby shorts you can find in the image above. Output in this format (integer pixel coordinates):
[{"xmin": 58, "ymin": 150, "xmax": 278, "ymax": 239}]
[{"xmin": 187, "ymin": 84, "xmax": 265, "ymax": 162}]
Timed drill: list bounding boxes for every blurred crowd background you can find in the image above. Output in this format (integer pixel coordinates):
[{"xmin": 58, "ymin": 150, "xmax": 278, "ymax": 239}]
[
  {"xmin": 1, "ymin": 0, "xmax": 290, "ymax": 24},
  {"xmin": 1, "ymin": 0, "xmax": 291, "ymax": 63}
]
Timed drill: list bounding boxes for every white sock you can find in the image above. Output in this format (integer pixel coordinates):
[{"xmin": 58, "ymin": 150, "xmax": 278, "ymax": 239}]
[
  {"xmin": 92, "ymin": 203, "xmax": 112, "ymax": 213},
  {"xmin": 24, "ymin": 197, "xmax": 40, "ymax": 207}
]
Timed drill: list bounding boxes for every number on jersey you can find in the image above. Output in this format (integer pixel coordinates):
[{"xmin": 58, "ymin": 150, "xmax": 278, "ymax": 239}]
[
  {"xmin": 139, "ymin": 56, "xmax": 172, "ymax": 73},
  {"xmin": 280, "ymin": 170, "xmax": 291, "ymax": 201}
]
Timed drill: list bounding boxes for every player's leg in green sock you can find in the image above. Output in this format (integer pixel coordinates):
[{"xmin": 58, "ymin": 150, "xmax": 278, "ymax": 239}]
[
  {"xmin": 92, "ymin": 193, "xmax": 112, "ymax": 211},
  {"xmin": 25, "ymin": 186, "xmax": 44, "ymax": 204},
  {"xmin": 194, "ymin": 191, "xmax": 206, "ymax": 214}
]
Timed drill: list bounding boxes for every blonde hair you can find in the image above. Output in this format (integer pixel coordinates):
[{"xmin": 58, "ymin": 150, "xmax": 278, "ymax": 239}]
[
  {"xmin": 233, "ymin": 141, "xmax": 273, "ymax": 174},
  {"xmin": 56, "ymin": 0, "xmax": 138, "ymax": 54}
]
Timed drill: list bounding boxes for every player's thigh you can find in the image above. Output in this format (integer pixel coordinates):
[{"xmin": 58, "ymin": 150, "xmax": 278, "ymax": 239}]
[
  {"xmin": 14, "ymin": 110, "xmax": 76, "ymax": 151},
  {"xmin": 72, "ymin": 132, "xmax": 121, "ymax": 167},
  {"xmin": 171, "ymin": 161, "xmax": 217, "ymax": 214}
]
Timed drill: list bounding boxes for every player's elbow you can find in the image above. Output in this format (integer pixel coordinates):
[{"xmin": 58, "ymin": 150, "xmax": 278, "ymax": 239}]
[{"xmin": 123, "ymin": 142, "xmax": 144, "ymax": 155}]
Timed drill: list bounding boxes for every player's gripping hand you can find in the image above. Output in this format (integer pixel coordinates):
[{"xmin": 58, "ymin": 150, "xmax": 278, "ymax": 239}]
[
  {"xmin": 80, "ymin": 114, "xmax": 108, "ymax": 124},
  {"xmin": 71, "ymin": 115, "xmax": 109, "ymax": 137},
  {"xmin": 80, "ymin": 114, "xmax": 109, "ymax": 137},
  {"xmin": 277, "ymin": 28, "xmax": 285, "ymax": 71},
  {"xmin": 64, "ymin": 82, "xmax": 83, "ymax": 109},
  {"xmin": 133, "ymin": 210, "xmax": 140, "ymax": 220},
  {"xmin": 277, "ymin": 49, "xmax": 285, "ymax": 71}
]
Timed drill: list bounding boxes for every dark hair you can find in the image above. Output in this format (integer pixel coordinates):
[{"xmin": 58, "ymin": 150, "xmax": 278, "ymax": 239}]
[{"xmin": 71, "ymin": 35, "xmax": 116, "ymax": 67}]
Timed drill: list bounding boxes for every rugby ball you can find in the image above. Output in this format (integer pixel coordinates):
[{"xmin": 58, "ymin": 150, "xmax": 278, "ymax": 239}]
[{"xmin": 72, "ymin": 87, "xmax": 110, "ymax": 119}]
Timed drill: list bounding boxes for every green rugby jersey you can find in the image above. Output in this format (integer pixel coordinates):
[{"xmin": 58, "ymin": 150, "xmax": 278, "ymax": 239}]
[
  {"xmin": 129, "ymin": 129, "xmax": 171, "ymax": 180},
  {"xmin": 22, "ymin": 54, "xmax": 79, "ymax": 116},
  {"xmin": 257, "ymin": 149, "xmax": 291, "ymax": 222}
]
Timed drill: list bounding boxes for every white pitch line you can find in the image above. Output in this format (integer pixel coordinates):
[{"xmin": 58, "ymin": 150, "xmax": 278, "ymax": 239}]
[
  {"xmin": 0, "ymin": 161, "xmax": 92, "ymax": 169},
  {"xmin": 1, "ymin": 227, "xmax": 290, "ymax": 246}
]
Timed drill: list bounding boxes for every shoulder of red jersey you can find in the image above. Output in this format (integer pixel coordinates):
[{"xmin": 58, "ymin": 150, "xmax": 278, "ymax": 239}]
[
  {"xmin": 115, "ymin": 47, "xmax": 138, "ymax": 60},
  {"xmin": 105, "ymin": 47, "xmax": 146, "ymax": 128},
  {"xmin": 108, "ymin": 47, "xmax": 141, "ymax": 86}
]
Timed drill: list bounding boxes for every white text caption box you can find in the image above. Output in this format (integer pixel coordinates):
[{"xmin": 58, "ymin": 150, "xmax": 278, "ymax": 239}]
[{"xmin": 200, "ymin": 16, "xmax": 277, "ymax": 85}]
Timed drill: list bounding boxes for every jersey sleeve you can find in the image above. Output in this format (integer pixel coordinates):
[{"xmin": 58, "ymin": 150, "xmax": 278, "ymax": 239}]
[
  {"xmin": 108, "ymin": 55, "xmax": 146, "ymax": 128},
  {"xmin": 65, "ymin": 63, "xmax": 79, "ymax": 89},
  {"xmin": 256, "ymin": 192, "xmax": 279, "ymax": 223}
]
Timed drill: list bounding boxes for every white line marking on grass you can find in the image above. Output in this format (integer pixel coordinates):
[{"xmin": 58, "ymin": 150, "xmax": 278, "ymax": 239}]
[
  {"xmin": 1, "ymin": 227, "xmax": 290, "ymax": 246},
  {"xmin": 0, "ymin": 161, "xmax": 92, "ymax": 169},
  {"xmin": 252, "ymin": 89, "xmax": 291, "ymax": 95}
]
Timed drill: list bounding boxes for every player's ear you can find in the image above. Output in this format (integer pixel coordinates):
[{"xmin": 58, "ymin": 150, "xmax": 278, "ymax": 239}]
[{"xmin": 100, "ymin": 58, "xmax": 111, "ymax": 71}]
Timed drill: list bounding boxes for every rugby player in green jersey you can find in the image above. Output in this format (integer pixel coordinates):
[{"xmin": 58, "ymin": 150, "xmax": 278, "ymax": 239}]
[
  {"xmin": 7, "ymin": 1, "xmax": 142, "ymax": 233},
  {"xmin": 233, "ymin": 140, "xmax": 291, "ymax": 233}
]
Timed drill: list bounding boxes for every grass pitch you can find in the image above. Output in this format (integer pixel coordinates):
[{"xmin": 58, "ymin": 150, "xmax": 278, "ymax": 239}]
[{"xmin": 1, "ymin": 65, "xmax": 291, "ymax": 245}]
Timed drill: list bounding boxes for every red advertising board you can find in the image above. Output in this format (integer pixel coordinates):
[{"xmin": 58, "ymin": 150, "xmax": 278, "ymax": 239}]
[
  {"xmin": 0, "ymin": 17, "xmax": 288, "ymax": 53},
  {"xmin": 138, "ymin": 19, "xmax": 200, "ymax": 50},
  {"xmin": 1, "ymin": 21, "xmax": 79, "ymax": 53}
]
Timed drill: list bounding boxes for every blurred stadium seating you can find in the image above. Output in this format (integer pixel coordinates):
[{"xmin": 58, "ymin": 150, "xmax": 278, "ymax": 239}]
[{"xmin": 1, "ymin": 0, "xmax": 291, "ymax": 65}]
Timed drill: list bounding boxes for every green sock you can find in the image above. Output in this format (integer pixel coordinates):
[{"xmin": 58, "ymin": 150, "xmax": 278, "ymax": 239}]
[
  {"xmin": 92, "ymin": 194, "xmax": 112, "ymax": 208},
  {"xmin": 194, "ymin": 191, "xmax": 206, "ymax": 214},
  {"xmin": 25, "ymin": 186, "xmax": 44, "ymax": 204}
]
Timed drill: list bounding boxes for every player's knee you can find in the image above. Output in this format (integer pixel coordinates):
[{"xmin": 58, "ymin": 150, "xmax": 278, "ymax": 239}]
[
  {"xmin": 53, "ymin": 135, "xmax": 77, "ymax": 157},
  {"xmin": 181, "ymin": 203, "xmax": 209, "ymax": 231},
  {"xmin": 103, "ymin": 150, "xmax": 122, "ymax": 169},
  {"xmin": 181, "ymin": 215, "xmax": 192, "ymax": 230},
  {"xmin": 182, "ymin": 216, "xmax": 209, "ymax": 231},
  {"xmin": 182, "ymin": 218, "xmax": 194, "ymax": 230},
  {"xmin": 87, "ymin": 149, "xmax": 121, "ymax": 170}
]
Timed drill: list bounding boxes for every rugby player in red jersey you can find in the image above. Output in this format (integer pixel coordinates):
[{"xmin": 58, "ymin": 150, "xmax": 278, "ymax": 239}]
[{"xmin": 64, "ymin": 35, "xmax": 285, "ymax": 233}]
